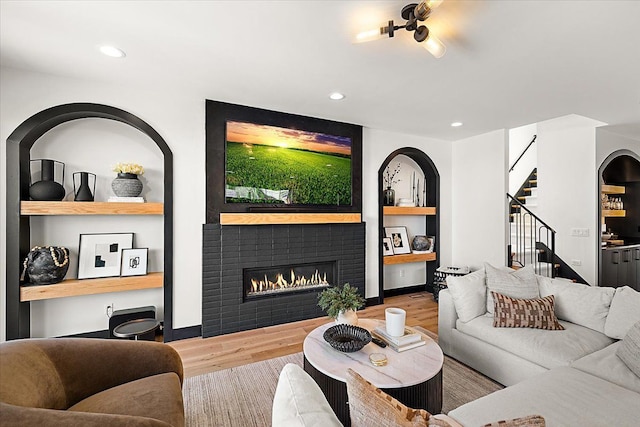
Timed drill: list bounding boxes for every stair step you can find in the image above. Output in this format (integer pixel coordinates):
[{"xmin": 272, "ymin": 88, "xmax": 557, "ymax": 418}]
[
  {"xmin": 529, "ymin": 179, "xmax": 537, "ymax": 184},
  {"xmin": 517, "ymin": 196, "xmax": 526, "ymax": 201}
]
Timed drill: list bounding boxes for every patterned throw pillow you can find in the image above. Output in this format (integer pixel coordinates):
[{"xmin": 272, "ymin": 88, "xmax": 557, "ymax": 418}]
[
  {"xmin": 616, "ymin": 320, "xmax": 640, "ymax": 378},
  {"xmin": 483, "ymin": 415, "xmax": 546, "ymax": 426},
  {"xmin": 345, "ymin": 368, "xmax": 452, "ymax": 427},
  {"xmin": 492, "ymin": 291, "xmax": 564, "ymax": 330}
]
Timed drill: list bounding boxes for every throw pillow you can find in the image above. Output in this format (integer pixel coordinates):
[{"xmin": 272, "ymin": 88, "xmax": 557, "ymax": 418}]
[
  {"xmin": 538, "ymin": 276, "xmax": 614, "ymax": 333},
  {"xmin": 485, "ymin": 263, "xmax": 539, "ymax": 314},
  {"xmin": 446, "ymin": 268, "xmax": 487, "ymax": 322},
  {"xmin": 616, "ymin": 320, "xmax": 640, "ymax": 378},
  {"xmin": 345, "ymin": 368, "xmax": 451, "ymax": 427},
  {"xmin": 605, "ymin": 286, "xmax": 640, "ymax": 339},
  {"xmin": 272, "ymin": 363, "xmax": 342, "ymax": 427},
  {"xmin": 483, "ymin": 415, "xmax": 546, "ymax": 426},
  {"xmin": 492, "ymin": 291, "xmax": 564, "ymax": 330}
]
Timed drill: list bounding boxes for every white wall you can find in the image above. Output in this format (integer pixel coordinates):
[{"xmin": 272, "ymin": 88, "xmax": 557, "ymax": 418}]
[
  {"xmin": 508, "ymin": 123, "xmax": 537, "ymax": 195},
  {"xmin": 536, "ymin": 114, "xmax": 606, "ymax": 285},
  {"xmin": 596, "ymin": 125, "xmax": 640, "ymax": 167},
  {"xmin": 362, "ymin": 128, "xmax": 453, "ymax": 298},
  {"xmin": 451, "ymin": 129, "xmax": 508, "ymax": 270},
  {"xmin": 1, "ymin": 67, "xmax": 453, "ymax": 340}
]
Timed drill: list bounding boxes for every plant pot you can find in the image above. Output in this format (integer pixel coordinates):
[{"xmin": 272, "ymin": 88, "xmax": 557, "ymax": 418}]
[
  {"xmin": 111, "ymin": 173, "xmax": 143, "ymax": 197},
  {"xmin": 336, "ymin": 309, "xmax": 358, "ymax": 326}
]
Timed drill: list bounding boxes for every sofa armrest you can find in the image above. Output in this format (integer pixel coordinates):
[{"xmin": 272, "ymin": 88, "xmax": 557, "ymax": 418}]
[
  {"xmin": 437, "ymin": 289, "xmax": 458, "ymax": 356},
  {"xmin": 17, "ymin": 338, "xmax": 183, "ymax": 407},
  {"xmin": 0, "ymin": 402, "xmax": 172, "ymax": 427}
]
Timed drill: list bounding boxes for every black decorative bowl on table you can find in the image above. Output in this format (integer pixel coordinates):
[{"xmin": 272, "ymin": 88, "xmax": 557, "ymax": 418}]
[{"xmin": 323, "ymin": 324, "xmax": 372, "ymax": 353}]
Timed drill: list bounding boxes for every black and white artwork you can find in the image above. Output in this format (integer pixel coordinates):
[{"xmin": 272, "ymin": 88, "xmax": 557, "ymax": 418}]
[
  {"xmin": 121, "ymin": 248, "xmax": 149, "ymax": 276},
  {"xmin": 78, "ymin": 233, "xmax": 134, "ymax": 279},
  {"xmin": 384, "ymin": 226, "xmax": 410, "ymax": 255}
]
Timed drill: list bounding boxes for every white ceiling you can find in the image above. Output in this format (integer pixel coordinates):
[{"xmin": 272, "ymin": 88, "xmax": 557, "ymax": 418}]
[{"xmin": 1, "ymin": 0, "xmax": 639, "ymax": 141}]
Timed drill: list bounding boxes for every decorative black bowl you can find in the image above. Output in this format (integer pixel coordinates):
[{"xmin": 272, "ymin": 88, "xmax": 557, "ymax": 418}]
[{"xmin": 323, "ymin": 324, "xmax": 372, "ymax": 353}]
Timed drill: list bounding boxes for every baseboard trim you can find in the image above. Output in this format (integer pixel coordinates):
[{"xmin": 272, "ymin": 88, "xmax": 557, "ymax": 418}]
[
  {"xmin": 383, "ymin": 284, "xmax": 428, "ymax": 298},
  {"xmin": 170, "ymin": 325, "xmax": 202, "ymax": 341},
  {"xmin": 59, "ymin": 329, "xmax": 110, "ymax": 339}
]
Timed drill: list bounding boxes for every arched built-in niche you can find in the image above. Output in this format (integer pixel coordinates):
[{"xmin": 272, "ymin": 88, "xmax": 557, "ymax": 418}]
[
  {"xmin": 377, "ymin": 147, "xmax": 439, "ymax": 303},
  {"xmin": 5, "ymin": 103, "xmax": 174, "ymax": 341},
  {"xmin": 598, "ymin": 149, "xmax": 640, "ymax": 288}
]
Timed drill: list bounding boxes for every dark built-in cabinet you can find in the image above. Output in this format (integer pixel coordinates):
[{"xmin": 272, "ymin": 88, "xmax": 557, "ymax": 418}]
[{"xmin": 601, "ymin": 245, "xmax": 640, "ymax": 291}]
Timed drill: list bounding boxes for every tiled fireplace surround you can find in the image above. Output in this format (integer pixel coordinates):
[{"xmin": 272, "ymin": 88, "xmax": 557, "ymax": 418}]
[{"xmin": 202, "ymin": 222, "xmax": 366, "ymax": 337}]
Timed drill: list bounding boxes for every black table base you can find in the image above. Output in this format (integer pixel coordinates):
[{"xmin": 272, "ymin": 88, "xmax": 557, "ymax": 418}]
[{"xmin": 303, "ymin": 355, "xmax": 443, "ymax": 426}]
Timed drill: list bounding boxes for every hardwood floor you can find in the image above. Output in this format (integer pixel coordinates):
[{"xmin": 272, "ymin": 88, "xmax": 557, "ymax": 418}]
[{"xmin": 169, "ymin": 292, "xmax": 439, "ymax": 378}]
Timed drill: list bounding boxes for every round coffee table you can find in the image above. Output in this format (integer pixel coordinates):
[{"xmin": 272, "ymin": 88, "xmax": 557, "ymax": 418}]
[{"xmin": 303, "ymin": 319, "xmax": 443, "ymax": 426}]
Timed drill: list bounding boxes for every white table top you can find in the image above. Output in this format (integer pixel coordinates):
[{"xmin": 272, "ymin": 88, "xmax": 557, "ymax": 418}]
[{"xmin": 303, "ymin": 318, "xmax": 444, "ymax": 389}]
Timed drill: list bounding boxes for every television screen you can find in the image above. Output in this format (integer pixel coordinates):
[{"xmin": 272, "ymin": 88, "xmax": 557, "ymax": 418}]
[{"xmin": 225, "ymin": 120, "xmax": 352, "ymax": 206}]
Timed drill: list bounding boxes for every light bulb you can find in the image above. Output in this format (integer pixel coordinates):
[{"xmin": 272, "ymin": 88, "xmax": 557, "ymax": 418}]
[
  {"xmin": 354, "ymin": 24, "xmax": 390, "ymax": 43},
  {"xmin": 422, "ymin": 33, "xmax": 446, "ymax": 58},
  {"xmin": 99, "ymin": 45, "xmax": 126, "ymax": 58},
  {"xmin": 415, "ymin": 0, "xmax": 444, "ymax": 20}
]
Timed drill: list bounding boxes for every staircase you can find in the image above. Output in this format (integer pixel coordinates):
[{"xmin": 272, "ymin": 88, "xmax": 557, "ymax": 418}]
[{"xmin": 510, "ymin": 168, "xmax": 538, "ymax": 216}]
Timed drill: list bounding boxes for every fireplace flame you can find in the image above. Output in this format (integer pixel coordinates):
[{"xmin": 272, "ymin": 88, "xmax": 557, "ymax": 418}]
[{"xmin": 247, "ymin": 266, "xmax": 331, "ymax": 296}]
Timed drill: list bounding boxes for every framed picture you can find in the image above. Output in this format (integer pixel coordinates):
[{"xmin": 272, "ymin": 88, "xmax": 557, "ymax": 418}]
[
  {"xmin": 384, "ymin": 226, "xmax": 411, "ymax": 255},
  {"xmin": 78, "ymin": 233, "xmax": 134, "ymax": 279},
  {"xmin": 121, "ymin": 248, "xmax": 149, "ymax": 276},
  {"xmin": 382, "ymin": 237, "xmax": 394, "ymax": 256}
]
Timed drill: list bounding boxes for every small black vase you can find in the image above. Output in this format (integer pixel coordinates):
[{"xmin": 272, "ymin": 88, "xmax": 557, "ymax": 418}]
[
  {"xmin": 73, "ymin": 171, "xmax": 96, "ymax": 201},
  {"xmin": 29, "ymin": 159, "xmax": 65, "ymax": 201},
  {"xmin": 23, "ymin": 247, "xmax": 69, "ymax": 285},
  {"xmin": 383, "ymin": 187, "xmax": 395, "ymax": 206}
]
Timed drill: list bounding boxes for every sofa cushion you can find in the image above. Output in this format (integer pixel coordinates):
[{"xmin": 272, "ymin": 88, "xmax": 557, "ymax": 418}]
[
  {"xmin": 492, "ymin": 292, "xmax": 564, "ymax": 330},
  {"xmin": 604, "ymin": 286, "xmax": 640, "ymax": 339},
  {"xmin": 571, "ymin": 341, "xmax": 640, "ymax": 393},
  {"xmin": 272, "ymin": 363, "xmax": 342, "ymax": 427},
  {"xmin": 345, "ymin": 368, "xmax": 451, "ymax": 427},
  {"xmin": 484, "ymin": 264, "xmax": 538, "ymax": 314},
  {"xmin": 616, "ymin": 321, "xmax": 640, "ymax": 379},
  {"xmin": 538, "ymin": 276, "xmax": 614, "ymax": 333},
  {"xmin": 446, "ymin": 268, "xmax": 486, "ymax": 322},
  {"xmin": 456, "ymin": 315, "xmax": 614, "ymax": 369},
  {"xmin": 68, "ymin": 373, "xmax": 184, "ymax": 427},
  {"xmin": 448, "ymin": 367, "xmax": 640, "ymax": 427}
]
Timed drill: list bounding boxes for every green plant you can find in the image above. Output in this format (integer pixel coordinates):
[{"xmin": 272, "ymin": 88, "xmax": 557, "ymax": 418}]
[{"xmin": 317, "ymin": 283, "xmax": 365, "ymax": 318}]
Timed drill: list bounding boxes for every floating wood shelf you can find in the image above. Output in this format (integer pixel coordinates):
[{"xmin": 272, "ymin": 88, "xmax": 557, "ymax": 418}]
[
  {"xmin": 383, "ymin": 252, "xmax": 437, "ymax": 265},
  {"xmin": 601, "ymin": 185, "xmax": 625, "ymax": 195},
  {"xmin": 383, "ymin": 206, "xmax": 436, "ymax": 215},
  {"xmin": 602, "ymin": 210, "xmax": 626, "ymax": 217},
  {"xmin": 20, "ymin": 272, "xmax": 163, "ymax": 301},
  {"xmin": 21, "ymin": 201, "xmax": 163, "ymax": 215},
  {"xmin": 219, "ymin": 213, "xmax": 361, "ymax": 225}
]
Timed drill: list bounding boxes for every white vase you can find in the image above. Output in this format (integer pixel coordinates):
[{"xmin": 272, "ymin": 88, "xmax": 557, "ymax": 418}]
[{"xmin": 336, "ymin": 309, "xmax": 358, "ymax": 326}]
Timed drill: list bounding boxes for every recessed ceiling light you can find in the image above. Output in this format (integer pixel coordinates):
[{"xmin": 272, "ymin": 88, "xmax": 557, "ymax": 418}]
[
  {"xmin": 451, "ymin": 122, "xmax": 463, "ymax": 127},
  {"xmin": 329, "ymin": 92, "xmax": 345, "ymax": 100},
  {"xmin": 99, "ymin": 45, "xmax": 126, "ymax": 58}
]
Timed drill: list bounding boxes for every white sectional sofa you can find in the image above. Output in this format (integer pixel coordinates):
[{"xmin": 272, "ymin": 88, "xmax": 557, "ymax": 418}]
[{"xmin": 438, "ymin": 265, "xmax": 640, "ymax": 426}]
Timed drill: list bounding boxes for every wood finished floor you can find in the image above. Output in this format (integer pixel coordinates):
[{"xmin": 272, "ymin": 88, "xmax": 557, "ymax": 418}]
[{"xmin": 169, "ymin": 292, "xmax": 439, "ymax": 378}]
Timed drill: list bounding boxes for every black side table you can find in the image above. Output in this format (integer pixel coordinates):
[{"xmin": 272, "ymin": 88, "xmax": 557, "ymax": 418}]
[{"xmin": 113, "ymin": 318, "xmax": 160, "ymax": 341}]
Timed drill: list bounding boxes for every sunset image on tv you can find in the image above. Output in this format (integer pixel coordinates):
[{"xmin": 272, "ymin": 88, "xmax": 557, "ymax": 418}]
[{"xmin": 225, "ymin": 121, "xmax": 352, "ymax": 205}]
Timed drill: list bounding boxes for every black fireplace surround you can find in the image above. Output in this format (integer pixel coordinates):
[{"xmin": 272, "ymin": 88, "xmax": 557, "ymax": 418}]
[{"xmin": 202, "ymin": 223, "xmax": 366, "ymax": 337}]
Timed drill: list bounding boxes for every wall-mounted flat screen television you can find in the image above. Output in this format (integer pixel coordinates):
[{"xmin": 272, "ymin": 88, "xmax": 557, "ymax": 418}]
[{"xmin": 205, "ymin": 100, "xmax": 362, "ymax": 222}]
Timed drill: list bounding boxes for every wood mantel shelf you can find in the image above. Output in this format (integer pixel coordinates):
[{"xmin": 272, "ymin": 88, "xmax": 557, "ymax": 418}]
[
  {"xmin": 383, "ymin": 252, "xmax": 437, "ymax": 265},
  {"xmin": 20, "ymin": 272, "xmax": 163, "ymax": 301},
  {"xmin": 602, "ymin": 209, "xmax": 626, "ymax": 217},
  {"xmin": 383, "ymin": 206, "xmax": 436, "ymax": 215},
  {"xmin": 21, "ymin": 201, "xmax": 163, "ymax": 215},
  {"xmin": 219, "ymin": 212, "xmax": 362, "ymax": 225}
]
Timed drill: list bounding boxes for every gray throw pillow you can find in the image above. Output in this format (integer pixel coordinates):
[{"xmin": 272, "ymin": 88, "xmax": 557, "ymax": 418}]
[
  {"xmin": 484, "ymin": 263, "xmax": 539, "ymax": 314},
  {"xmin": 617, "ymin": 320, "xmax": 640, "ymax": 378}
]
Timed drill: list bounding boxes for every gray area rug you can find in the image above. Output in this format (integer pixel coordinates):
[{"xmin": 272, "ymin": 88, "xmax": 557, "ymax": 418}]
[{"xmin": 183, "ymin": 352, "xmax": 503, "ymax": 426}]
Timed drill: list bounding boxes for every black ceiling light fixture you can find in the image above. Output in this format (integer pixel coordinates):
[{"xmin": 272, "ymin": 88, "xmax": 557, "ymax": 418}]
[{"xmin": 355, "ymin": 0, "xmax": 446, "ymax": 58}]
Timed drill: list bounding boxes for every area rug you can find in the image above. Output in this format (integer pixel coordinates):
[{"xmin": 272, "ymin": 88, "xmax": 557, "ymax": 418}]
[{"xmin": 183, "ymin": 352, "xmax": 503, "ymax": 426}]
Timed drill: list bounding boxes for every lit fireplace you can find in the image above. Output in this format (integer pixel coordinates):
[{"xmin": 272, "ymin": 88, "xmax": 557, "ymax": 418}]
[{"xmin": 244, "ymin": 261, "xmax": 335, "ymax": 301}]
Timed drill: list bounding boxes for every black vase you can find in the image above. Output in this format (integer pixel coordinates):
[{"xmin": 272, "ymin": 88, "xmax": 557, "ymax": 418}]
[
  {"xmin": 383, "ymin": 187, "xmax": 395, "ymax": 206},
  {"xmin": 24, "ymin": 247, "xmax": 69, "ymax": 285},
  {"xmin": 73, "ymin": 171, "xmax": 95, "ymax": 201},
  {"xmin": 29, "ymin": 159, "xmax": 65, "ymax": 201}
]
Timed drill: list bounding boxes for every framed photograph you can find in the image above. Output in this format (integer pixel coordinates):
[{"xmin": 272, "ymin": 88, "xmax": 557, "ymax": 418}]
[
  {"xmin": 384, "ymin": 226, "xmax": 411, "ymax": 255},
  {"xmin": 382, "ymin": 237, "xmax": 394, "ymax": 256},
  {"xmin": 78, "ymin": 233, "xmax": 134, "ymax": 279},
  {"xmin": 121, "ymin": 248, "xmax": 149, "ymax": 276}
]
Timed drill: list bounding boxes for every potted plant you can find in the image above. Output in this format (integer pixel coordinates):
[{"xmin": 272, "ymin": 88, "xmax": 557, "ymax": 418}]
[
  {"xmin": 317, "ymin": 283, "xmax": 365, "ymax": 325},
  {"xmin": 111, "ymin": 162, "xmax": 145, "ymax": 197}
]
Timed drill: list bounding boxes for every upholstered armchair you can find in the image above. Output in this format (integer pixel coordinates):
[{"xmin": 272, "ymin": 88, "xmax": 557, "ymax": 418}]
[{"xmin": 0, "ymin": 338, "xmax": 185, "ymax": 426}]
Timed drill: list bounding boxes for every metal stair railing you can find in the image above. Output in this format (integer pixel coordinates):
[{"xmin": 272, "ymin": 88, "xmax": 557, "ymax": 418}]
[{"xmin": 507, "ymin": 193, "xmax": 556, "ymax": 277}]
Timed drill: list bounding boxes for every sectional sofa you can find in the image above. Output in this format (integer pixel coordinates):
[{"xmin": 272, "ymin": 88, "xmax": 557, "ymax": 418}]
[{"xmin": 438, "ymin": 264, "xmax": 640, "ymax": 426}]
